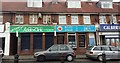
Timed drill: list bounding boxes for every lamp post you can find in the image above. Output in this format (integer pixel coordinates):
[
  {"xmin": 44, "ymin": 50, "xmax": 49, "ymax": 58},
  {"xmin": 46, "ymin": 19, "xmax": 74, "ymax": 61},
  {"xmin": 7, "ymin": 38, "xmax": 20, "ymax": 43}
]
[{"xmin": 95, "ymin": 23, "xmax": 100, "ymax": 45}]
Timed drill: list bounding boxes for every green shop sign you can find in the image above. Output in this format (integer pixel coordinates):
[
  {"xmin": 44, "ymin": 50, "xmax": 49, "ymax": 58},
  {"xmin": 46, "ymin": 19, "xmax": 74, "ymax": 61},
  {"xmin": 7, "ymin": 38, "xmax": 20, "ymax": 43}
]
[{"xmin": 10, "ymin": 25, "xmax": 54, "ymax": 33}]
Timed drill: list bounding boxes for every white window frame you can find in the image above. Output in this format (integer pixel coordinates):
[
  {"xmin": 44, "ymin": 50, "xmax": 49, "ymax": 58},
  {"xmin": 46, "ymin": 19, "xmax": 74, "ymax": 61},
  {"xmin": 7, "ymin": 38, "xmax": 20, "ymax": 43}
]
[
  {"xmin": 99, "ymin": 15, "xmax": 106, "ymax": 24},
  {"xmin": 83, "ymin": 15, "xmax": 91, "ymax": 24},
  {"xmin": 29, "ymin": 15, "xmax": 38, "ymax": 24},
  {"xmin": 67, "ymin": 0, "xmax": 81, "ymax": 8},
  {"xmin": 27, "ymin": 0, "xmax": 42, "ymax": 7},
  {"xmin": 71, "ymin": 15, "xmax": 79, "ymax": 24},
  {"xmin": 43, "ymin": 15, "xmax": 51, "ymax": 24},
  {"xmin": 111, "ymin": 15, "xmax": 117, "ymax": 24},
  {"xmin": 15, "ymin": 15, "xmax": 24, "ymax": 24},
  {"xmin": 59, "ymin": 15, "xmax": 66, "ymax": 24},
  {"xmin": 101, "ymin": 2, "xmax": 113, "ymax": 8},
  {"xmin": 0, "ymin": 15, "xmax": 3, "ymax": 24}
]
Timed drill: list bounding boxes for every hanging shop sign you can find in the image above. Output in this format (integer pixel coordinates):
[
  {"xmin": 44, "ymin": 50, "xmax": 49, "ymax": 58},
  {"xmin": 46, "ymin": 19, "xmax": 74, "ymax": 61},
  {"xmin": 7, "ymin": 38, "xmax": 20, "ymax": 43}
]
[
  {"xmin": 10, "ymin": 25, "xmax": 54, "ymax": 33},
  {"xmin": 0, "ymin": 25, "xmax": 4, "ymax": 32},
  {"xmin": 100, "ymin": 24, "xmax": 120, "ymax": 31},
  {"xmin": 56, "ymin": 25, "xmax": 96, "ymax": 32}
]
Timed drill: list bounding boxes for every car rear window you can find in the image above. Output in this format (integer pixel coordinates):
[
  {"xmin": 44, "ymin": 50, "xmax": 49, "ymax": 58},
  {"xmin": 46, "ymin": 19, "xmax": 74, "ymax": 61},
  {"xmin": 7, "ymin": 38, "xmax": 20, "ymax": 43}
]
[
  {"xmin": 93, "ymin": 47, "xmax": 101, "ymax": 51},
  {"xmin": 60, "ymin": 45, "xmax": 69, "ymax": 51},
  {"xmin": 87, "ymin": 46, "xmax": 94, "ymax": 50}
]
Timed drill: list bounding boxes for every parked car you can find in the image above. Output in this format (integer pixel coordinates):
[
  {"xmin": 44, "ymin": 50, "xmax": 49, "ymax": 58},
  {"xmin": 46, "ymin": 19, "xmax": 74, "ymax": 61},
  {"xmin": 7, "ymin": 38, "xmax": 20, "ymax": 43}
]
[
  {"xmin": 34, "ymin": 44, "xmax": 76, "ymax": 62},
  {"xmin": 85, "ymin": 45, "xmax": 120, "ymax": 61}
]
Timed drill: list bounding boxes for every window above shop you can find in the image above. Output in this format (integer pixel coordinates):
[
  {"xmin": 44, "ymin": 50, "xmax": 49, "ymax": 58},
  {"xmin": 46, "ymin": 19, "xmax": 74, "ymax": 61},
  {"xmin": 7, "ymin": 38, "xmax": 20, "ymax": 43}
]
[
  {"xmin": 109, "ymin": 15, "xmax": 117, "ymax": 24},
  {"xmin": 67, "ymin": 0, "xmax": 81, "ymax": 8},
  {"xmin": 27, "ymin": 0, "xmax": 42, "ymax": 7},
  {"xmin": 59, "ymin": 15, "xmax": 66, "ymax": 24},
  {"xmin": 83, "ymin": 15, "xmax": 91, "ymax": 24},
  {"xmin": 15, "ymin": 14, "xmax": 24, "ymax": 24},
  {"xmin": 99, "ymin": 15, "xmax": 106, "ymax": 24},
  {"xmin": 29, "ymin": 14, "xmax": 38, "ymax": 24},
  {"xmin": 0, "ymin": 15, "xmax": 3, "ymax": 24},
  {"xmin": 71, "ymin": 15, "xmax": 79, "ymax": 24},
  {"xmin": 43, "ymin": 15, "xmax": 51, "ymax": 25}
]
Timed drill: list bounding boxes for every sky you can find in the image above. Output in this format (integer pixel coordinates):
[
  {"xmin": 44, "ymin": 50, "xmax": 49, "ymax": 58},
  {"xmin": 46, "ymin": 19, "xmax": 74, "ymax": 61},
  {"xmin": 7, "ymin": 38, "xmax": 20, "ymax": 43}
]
[{"xmin": 0, "ymin": 0, "xmax": 120, "ymax": 2}]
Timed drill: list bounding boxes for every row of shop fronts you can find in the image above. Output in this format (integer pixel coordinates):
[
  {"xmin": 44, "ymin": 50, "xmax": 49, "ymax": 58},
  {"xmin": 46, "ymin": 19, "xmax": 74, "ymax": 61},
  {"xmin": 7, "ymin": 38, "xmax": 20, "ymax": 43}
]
[{"xmin": 0, "ymin": 22, "xmax": 120, "ymax": 55}]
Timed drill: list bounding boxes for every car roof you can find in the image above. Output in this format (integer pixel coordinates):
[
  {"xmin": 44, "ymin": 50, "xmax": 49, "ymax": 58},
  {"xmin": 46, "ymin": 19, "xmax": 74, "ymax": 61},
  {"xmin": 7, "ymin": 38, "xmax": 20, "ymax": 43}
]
[{"xmin": 94, "ymin": 45, "xmax": 116, "ymax": 47}]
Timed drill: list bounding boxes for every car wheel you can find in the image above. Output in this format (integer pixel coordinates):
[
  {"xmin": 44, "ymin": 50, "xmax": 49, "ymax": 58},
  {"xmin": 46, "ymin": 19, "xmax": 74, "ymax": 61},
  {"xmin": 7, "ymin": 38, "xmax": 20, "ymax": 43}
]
[
  {"xmin": 66, "ymin": 55, "xmax": 73, "ymax": 62},
  {"xmin": 37, "ymin": 56, "xmax": 45, "ymax": 62},
  {"xmin": 98, "ymin": 55, "xmax": 103, "ymax": 61}
]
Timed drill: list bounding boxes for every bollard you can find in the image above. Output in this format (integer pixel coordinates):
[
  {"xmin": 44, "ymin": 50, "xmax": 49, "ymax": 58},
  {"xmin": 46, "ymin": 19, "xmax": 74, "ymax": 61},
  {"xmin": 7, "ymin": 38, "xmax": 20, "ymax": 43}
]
[
  {"xmin": 14, "ymin": 54, "xmax": 19, "ymax": 63},
  {"xmin": 60, "ymin": 53, "xmax": 65, "ymax": 63},
  {"xmin": 102, "ymin": 52, "xmax": 106, "ymax": 63}
]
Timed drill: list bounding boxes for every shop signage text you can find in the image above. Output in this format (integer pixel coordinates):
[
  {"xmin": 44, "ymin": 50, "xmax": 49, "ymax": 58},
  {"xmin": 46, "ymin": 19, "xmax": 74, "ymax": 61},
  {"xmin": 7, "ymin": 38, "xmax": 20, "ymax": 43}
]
[
  {"xmin": 100, "ymin": 24, "xmax": 120, "ymax": 31},
  {"xmin": 56, "ymin": 25, "xmax": 96, "ymax": 32},
  {"xmin": 10, "ymin": 25, "xmax": 54, "ymax": 33}
]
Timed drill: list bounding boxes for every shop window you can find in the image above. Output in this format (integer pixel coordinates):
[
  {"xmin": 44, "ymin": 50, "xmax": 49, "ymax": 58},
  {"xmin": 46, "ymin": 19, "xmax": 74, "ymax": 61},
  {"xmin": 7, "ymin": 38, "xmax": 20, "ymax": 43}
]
[
  {"xmin": 106, "ymin": 39, "xmax": 110, "ymax": 46},
  {"xmin": 78, "ymin": 34, "xmax": 85, "ymax": 47},
  {"xmin": 68, "ymin": 33, "xmax": 76, "ymax": 48},
  {"xmin": 29, "ymin": 14, "xmax": 38, "ymax": 24},
  {"xmin": 83, "ymin": 15, "xmax": 91, "ymax": 24},
  {"xmin": 71, "ymin": 15, "xmax": 79, "ymax": 24},
  {"xmin": 59, "ymin": 15, "xmax": 66, "ymax": 24},
  {"xmin": 99, "ymin": 15, "xmax": 106, "ymax": 24},
  {"xmin": 0, "ymin": 15, "xmax": 3, "ymax": 24},
  {"xmin": 33, "ymin": 33, "xmax": 42, "ymax": 51},
  {"xmin": 15, "ymin": 15, "xmax": 24, "ymax": 24},
  {"xmin": 27, "ymin": 0, "xmax": 42, "ymax": 7},
  {"xmin": 116, "ymin": 39, "xmax": 120, "ymax": 48},
  {"xmin": 89, "ymin": 33, "xmax": 95, "ymax": 47},
  {"xmin": 43, "ymin": 15, "xmax": 51, "ymax": 24},
  {"xmin": 21, "ymin": 33, "xmax": 30, "ymax": 51}
]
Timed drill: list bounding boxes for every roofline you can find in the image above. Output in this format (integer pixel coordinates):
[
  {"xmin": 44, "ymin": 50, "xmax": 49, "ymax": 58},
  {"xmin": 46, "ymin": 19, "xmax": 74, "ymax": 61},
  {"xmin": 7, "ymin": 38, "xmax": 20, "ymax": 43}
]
[{"xmin": 1, "ymin": 11, "xmax": 119, "ymax": 15}]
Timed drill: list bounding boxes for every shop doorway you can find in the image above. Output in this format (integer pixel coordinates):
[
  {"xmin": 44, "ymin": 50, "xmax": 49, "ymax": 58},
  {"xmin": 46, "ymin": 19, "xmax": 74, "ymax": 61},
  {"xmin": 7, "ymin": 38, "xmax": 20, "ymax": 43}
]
[
  {"xmin": 45, "ymin": 33, "xmax": 54, "ymax": 50},
  {"xmin": 10, "ymin": 33, "xmax": 18, "ymax": 55},
  {"xmin": 57, "ymin": 34, "xmax": 64, "ymax": 44},
  {"xmin": 100, "ymin": 35, "xmax": 106, "ymax": 45}
]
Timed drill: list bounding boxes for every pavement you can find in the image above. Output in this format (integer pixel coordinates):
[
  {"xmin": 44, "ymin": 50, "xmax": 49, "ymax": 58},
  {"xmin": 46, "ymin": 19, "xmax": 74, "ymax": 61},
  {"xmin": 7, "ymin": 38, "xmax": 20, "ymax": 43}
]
[{"xmin": 2, "ymin": 55, "xmax": 87, "ymax": 60}]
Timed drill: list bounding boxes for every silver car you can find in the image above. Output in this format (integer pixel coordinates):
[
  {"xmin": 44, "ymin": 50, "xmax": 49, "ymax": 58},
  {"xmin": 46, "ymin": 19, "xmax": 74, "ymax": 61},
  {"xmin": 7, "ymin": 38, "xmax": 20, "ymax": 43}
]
[
  {"xmin": 34, "ymin": 44, "xmax": 76, "ymax": 62},
  {"xmin": 86, "ymin": 45, "xmax": 120, "ymax": 61}
]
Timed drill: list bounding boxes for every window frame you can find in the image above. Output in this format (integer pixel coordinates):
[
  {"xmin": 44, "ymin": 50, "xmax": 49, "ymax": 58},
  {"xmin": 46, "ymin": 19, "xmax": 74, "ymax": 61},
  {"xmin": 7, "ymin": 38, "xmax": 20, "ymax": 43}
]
[
  {"xmin": 71, "ymin": 15, "xmax": 79, "ymax": 24},
  {"xmin": 83, "ymin": 15, "xmax": 91, "ymax": 24},
  {"xmin": 59, "ymin": 15, "xmax": 66, "ymax": 24},
  {"xmin": 15, "ymin": 14, "xmax": 24, "ymax": 24},
  {"xmin": 27, "ymin": 0, "xmax": 42, "ymax": 7},
  {"xmin": 67, "ymin": 0, "xmax": 81, "ymax": 8},
  {"xmin": 29, "ymin": 14, "xmax": 38, "ymax": 24},
  {"xmin": 43, "ymin": 15, "xmax": 51, "ymax": 24},
  {"xmin": 101, "ymin": 2, "xmax": 113, "ymax": 8},
  {"xmin": 99, "ymin": 15, "xmax": 106, "ymax": 24}
]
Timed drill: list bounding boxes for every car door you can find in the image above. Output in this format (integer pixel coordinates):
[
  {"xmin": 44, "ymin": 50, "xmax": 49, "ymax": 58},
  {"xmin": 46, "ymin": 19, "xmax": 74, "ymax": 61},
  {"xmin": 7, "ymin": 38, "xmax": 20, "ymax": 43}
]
[
  {"xmin": 45, "ymin": 45, "xmax": 59, "ymax": 60},
  {"xmin": 101, "ymin": 46, "xmax": 112, "ymax": 59},
  {"xmin": 110, "ymin": 46, "xmax": 119, "ymax": 59}
]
